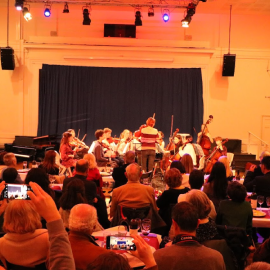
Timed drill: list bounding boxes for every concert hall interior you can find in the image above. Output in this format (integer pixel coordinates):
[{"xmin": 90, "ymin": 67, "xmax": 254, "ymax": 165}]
[{"xmin": 0, "ymin": 0, "xmax": 270, "ymax": 153}]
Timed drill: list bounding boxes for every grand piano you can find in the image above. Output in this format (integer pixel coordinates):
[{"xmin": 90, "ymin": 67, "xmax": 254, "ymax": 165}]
[{"xmin": 4, "ymin": 135, "xmax": 60, "ymax": 162}]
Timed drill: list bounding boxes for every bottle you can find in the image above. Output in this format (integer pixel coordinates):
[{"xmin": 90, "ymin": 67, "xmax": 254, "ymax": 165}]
[{"xmin": 250, "ymin": 185, "xmax": 257, "ymax": 210}]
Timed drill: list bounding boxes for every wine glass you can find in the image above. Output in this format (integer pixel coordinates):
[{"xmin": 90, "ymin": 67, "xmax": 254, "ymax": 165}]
[
  {"xmin": 257, "ymin": 195, "xmax": 265, "ymax": 210},
  {"xmin": 48, "ymin": 174, "xmax": 55, "ymax": 184},
  {"xmin": 266, "ymin": 197, "xmax": 270, "ymax": 209},
  {"xmin": 23, "ymin": 161, "xmax": 27, "ymax": 170},
  {"xmin": 141, "ymin": 219, "xmax": 151, "ymax": 236},
  {"xmin": 118, "ymin": 225, "xmax": 128, "ymax": 237}
]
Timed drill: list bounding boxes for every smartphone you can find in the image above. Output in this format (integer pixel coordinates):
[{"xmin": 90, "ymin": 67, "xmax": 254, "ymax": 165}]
[
  {"xmin": 106, "ymin": 236, "xmax": 136, "ymax": 251},
  {"xmin": 2, "ymin": 184, "xmax": 33, "ymax": 200}
]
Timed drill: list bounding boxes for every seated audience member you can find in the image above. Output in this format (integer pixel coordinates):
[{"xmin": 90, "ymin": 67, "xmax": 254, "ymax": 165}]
[
  {"xmin": 180, "ymin": 154, "xmax": 194, "ymax": 174},
  {"xmin": 170, "ymin": 160, "xmax": 190, "ymax": 188},
  {"xmin": 245, "ymin": 262, "xmax": 270, "ymax": 270},
  {"xmin": 68, "ymin": 204, "xmax": 109, "ymax": 269},
  {"xmin": 244, "ymin": 151, "xmax": 270, "ymax": 189},
  {"xmin": 0, "ymin": 152, "xmax": 7, "ymax": 176},
  {"xmin": 218, "ymin": 155, "xmax": 234, "ymax": 181},
  {"xmin": 156, "ymin": 168, "xmax": 189, "ymax": 233},
  {"xmin": 153, "ymin": 202, "xmax": 225, "ymax": 270},
  {"xmin": 216, "ymin": 181, "xmax": 253, "ymax": 244},
  {"xmin": 64, "ymin": 159, "xmax": 110, "ymax": 229},
  {"xmin": 25, "ymin": 168, "xmax": 55, "ymax": 199},
  {"xmin": 59, "ymin": 179, "xmax": 102, "ymax": 231},
  {"xmin": 253, "ymin": 237, "xmax": 270, "ymax": 263},
  {"xmin": 87, "ymin": 234, "xmax": 158, "ymax": 270},
  {"xmin": 0, "ymin": 153, "xmax": 23, "ymax": 183},
  {"xmin": 73, "ymin": 153, "xmax": 104, "ymax": 199},
  {"xmin": 27, "ymin": 181, "xmax": 76, "ymax": 270},
  {"xmin": 112, "ymin": 151, "xmax": 136, "ymax": 188},
  {"xmin": 2, "ymin": 168, "xmax": 19, "ymax": 183},
  {"xmin": 203, "ymin": 162, "xmax": 228, "ymax": 212},
  {"xmin": 244, "ymin": 156, "xmax": 270, "ymax": 197},
  {"xmin": 178, "ymin": 169, "xmax": 216, "ymax": 220},
  {"xmin": 39, "ymin": 150, "xmax": 59, "ymax": 175},
  {"xmin": 110, "ymin": 163, "xmax": 157, "ymax": 218},
  {"xmin": 0, "ymin": 200, "xmax": 49, "ymax": 268}
]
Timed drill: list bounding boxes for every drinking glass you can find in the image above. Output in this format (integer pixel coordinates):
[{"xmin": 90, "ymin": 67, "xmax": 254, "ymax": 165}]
[
  {"xmin": 48, "ymin": 175, "xmax": 55, "ymax": 184},
  {"xmin": 23, "ymin": 161, "xmax": 27, "ymax": 170},
  {"xmin": 141, "ymin": 218, "xmax": 151, "ymax": 236},
  {"xmin": 118, "ymin": 225, "xmax": 128, "ymax": 236},
  {"xmin": 266, "ymin": 197, "xmax": 270, "ymax": 209},
  {"xmin": 129, "ymin": 218, "xmax": 141, "ymax": 235},
  {"xmin": 257, "ymin": 195, "xmax": 265, "ymax": 210}
]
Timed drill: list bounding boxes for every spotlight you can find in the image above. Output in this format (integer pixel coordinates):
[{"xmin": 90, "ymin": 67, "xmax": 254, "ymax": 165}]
[
  {"xmin": 63, "ymin": 2, "xmax": 69, "ymax": 13},
  {"xmin": 22, "ymin": 6, "xmax": 32, "ymax": 21},
  {"xmin": 181, "ymin": 16, "xmax": 192, "ymax": 27},
  {"xmin": 135, "ymin": 10, "xmax": 142, "ymax": 26},
  {"xmin": 44, "ymin": 4, "xmax": 51, "ymax": 17},
  {"xmin": 148, "ymin": 6, "xmax": 154, "ymax": 17},
  {"xmin": 82, "ymin": 7, "xmax": 91, "ymax": 25},
  {"xmin": 181, "ymin": 3, "xmax": 196, "ymax": 27},
  {"xmin": 15, "ymin": 0, "xmax": 24, "ymax": 11},
  {"xmin": 162, "ymin": 9, "xmax": 170, "ymax": 22}
]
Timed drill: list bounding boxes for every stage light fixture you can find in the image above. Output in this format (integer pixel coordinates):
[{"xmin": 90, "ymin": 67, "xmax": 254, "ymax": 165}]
[
  {"xmin": 148, "ymin": 6, "xmax": 154, "ymax": 17},
  {"xmin": 22, "ymin": 6, "xmax": 32, "ymax": 21},
  {"xmin": 82, "ymin": 6, "xmax": 91, "ymax": 25},
  {"xmin": 44, "ymin": 4, "xmax": 51, "ymax": 17},
  {"xmin": 135, "ymin": 10, "xmax": 142, "ymax": 26},
  {"xmin": 181, "ymin": 2, "xmax": 196, "ymax": 27},
  {"xmin": 15, "ymin": 0, "xmax": 24, "ymax": 11},
  {"xmin": 162, "ymin": 9, "xmax": 170, "ymax": 22},
  {"xmin": 63, "ymin": 2, "xmax": 69, "ymax": 13},
  {"xmin": 181, "ymin": 16, "xmax": 192, "ymax": 27}
]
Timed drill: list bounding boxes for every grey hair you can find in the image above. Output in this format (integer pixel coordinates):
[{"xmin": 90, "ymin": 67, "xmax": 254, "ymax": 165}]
[
  {"xmin": 69, "ymin": 204, "xmax": 98, "ymax": 233},
  {"xmin": 245, "ymin": 262, "xmax": 270, "ymax": 270},
  {"xmin": 260, "ymin": 151, "xmax": 270, "ymax": 159},
  {"xmin": 3, "ymin": 153, "xmax": 16, "ymax": 166},
  {"xmin": 126, "ymin": 163, "xmax": 141, "ymax": 182}
]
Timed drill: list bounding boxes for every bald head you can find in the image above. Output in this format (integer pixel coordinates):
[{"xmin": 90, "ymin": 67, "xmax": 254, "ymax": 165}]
[
  {"xmin": 126, "ymin": 163, "xmax": 141, "ymax": 182},
  {"xmin": 75, "ymin": 159, "xmax": 89, "ymax": 175},
  {"xmin": 69, "ymin": 204, "xmax": 97, "ymax": 233}
]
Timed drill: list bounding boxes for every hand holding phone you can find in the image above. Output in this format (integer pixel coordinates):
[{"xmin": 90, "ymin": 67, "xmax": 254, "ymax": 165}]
[
  {"xmin": 106, "ymin": 236, "xmax": 136, "ymax": 251},
  {"xmin": 2, "ymin": 184, "xmax": 33, "ymax": 200}
]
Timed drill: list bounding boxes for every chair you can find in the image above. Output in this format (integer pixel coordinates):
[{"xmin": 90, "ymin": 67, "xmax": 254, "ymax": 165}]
[
  {"xmin": 227, "ymin": 153, "xmax": 234, "ymax": 167},
  {"xmin": 55, "ymin": 151, "xmax": 71, "ymax": 176},
  {"xmin": 198, "ymin": 156, "xmax": 206, "ymax": 170},
  {"xmin": 6, "ymin": 261, "xmax": 47, "ymax": 270},
  {"xmin": 140, "ymin": 171, "xmax": 152, "ymax": 185}
]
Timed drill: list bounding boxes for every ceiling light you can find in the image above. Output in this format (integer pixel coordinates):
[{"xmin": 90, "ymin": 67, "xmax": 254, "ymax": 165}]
[
  {"xmin": 44, "ymin": 4, "xmax": 51, "ymax": 17},
  {"xmin": 181, "ymin": 16, "xmax": 192, "ymax": 27},
  {"xmin": 63, "ymin": 2, "xmax": 69, "ymax": 13},
  {"xmin": 23, "ymin": 6, "xmax": 32, "ymax": 21},
  {"xmin": 82, "ymin": 7, "xmax": 91, "ymax": 25},
  {"xmin": 148, "ymin": 6, "xmax": 154, "ymax": 17},
  {"xmin": 162, "ymin": 9, "xmax": 170, "ymax": 22},
  {"xmin": 15, "ymin": 0, "xmax": 24, "ymax": 11},
  {"xmin": 135, "ymin": 10, "xmax": 142, "ymax": 26}
]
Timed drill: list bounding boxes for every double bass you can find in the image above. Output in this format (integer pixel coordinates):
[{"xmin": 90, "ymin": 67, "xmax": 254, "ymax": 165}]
[
  {"xmin": 204, "ymin": 138, "xmax": 228, "ymax": 174},
  {"xmin": 198, "ymin": 115, "xmax": 213, "ymax": 157}
]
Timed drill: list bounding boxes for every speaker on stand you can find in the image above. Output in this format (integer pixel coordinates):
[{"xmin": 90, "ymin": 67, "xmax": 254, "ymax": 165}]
[
  {"xmin": 222, "ymin": 54, "xmax": 236, "ymax": 77},
  {"xmin": 1, "ymin": 47, "xmax": 15, "ymax": 70}
]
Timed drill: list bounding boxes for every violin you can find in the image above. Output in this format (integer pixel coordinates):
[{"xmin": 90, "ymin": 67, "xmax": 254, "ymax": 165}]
[
  {"xmin": 70, "ymin": 137, "xmax": 89, "ymax": 149},
  {"xmin": 198, "ymin": 115, "xmax": 213, "ymax": 157},
  {"xmin": 204, "ymin": 138, "xmax": 228, "ymax": 174}
]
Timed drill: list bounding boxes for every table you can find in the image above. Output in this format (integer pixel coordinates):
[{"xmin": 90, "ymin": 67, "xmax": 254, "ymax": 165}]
[{"xmin": 253, "ymin": 208, "xmax": 270, "ymax": 228}]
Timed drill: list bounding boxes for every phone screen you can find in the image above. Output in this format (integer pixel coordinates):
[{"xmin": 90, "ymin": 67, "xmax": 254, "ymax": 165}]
[
  {"xmin": 2, "ymin": 184, "xmax": 32, "ymax": 200},
  {"xmin": 106, "ymin": 236, "xmax": 136, "ymax": 251}
]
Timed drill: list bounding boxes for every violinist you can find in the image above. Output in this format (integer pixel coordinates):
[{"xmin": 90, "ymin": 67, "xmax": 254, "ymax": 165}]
[
  {"xmin": 67, "ymin": 129, "xmax": 89, "ymax": 158},
  {"xmin": 116, "ymin": 129, "xmax": 131, "ymax": 157},
  {"xmin": 135, "ymin": 117, "xmax": 158, "ymax": 172},
  {"xmin": 156, "ymin": 131, "xmax": 165, "ymax": 152},
  {"xmin": 93, "ymin": 129, "xmax": 109, "ymax": 167},
  {"xmin": 102, "ymin": 128, "xmax": 116, "ymax": 158},
  {"xmin": 179, "ymin": 135, "xmax": 197, "ymax": 166},
  {"xmin": 169, "ymin": 134, "xmax": 183, "ymax": 156}
]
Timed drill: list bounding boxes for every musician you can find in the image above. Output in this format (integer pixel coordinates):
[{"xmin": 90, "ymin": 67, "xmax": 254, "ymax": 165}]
[
  {"xmin": 123, "ymin": 133, "xmax": 142, "ymax": 166},
  {"xmin": 136, "ymin": 117, "xmax": 158, "ymax": 172},
  {"xmin": 197, "ymin": 124, "xmax": 213, "ymax": 144},
  {"xmin": 116, "ymin": 129, "xmax": 131, "ymax": 157},
  {"xmin": 156, "ymin": 131, "xmax": 165, "ymax": 152},
  {"xmin": 169, "ymin": 134, "xmax": 183, "ymax": 156},
  {"xmin": 93, "ymin": 129, "xmax": 109, "ymax": 167},
  {"xmin": 102, "ymin": 128, "xmax": 116, "ymax": 151},
  {"xmin": 60, "ymin": 132, "xmax": 77, "ymax": 173},
  {"xmin": 213, "ymin": 137, "xmax": 227, "ymax": 156},
  {"xmin": 179, "ymin": 135, "xmax": 197, "ymax": 166},
  {"xmin": 67, "ymin": 129, "xmax": 89, "ymax": 158}
]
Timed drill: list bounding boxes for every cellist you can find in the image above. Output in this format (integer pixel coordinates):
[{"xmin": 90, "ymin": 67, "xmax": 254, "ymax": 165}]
[{"xmin": 212, "ymin": 137, "xmax": 227, "ymax": 156}]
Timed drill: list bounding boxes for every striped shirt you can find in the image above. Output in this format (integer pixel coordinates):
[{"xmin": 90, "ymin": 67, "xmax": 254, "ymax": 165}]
[{"xmin": 140, "ymin": 126, "xmax": 158, "ymax": 150}]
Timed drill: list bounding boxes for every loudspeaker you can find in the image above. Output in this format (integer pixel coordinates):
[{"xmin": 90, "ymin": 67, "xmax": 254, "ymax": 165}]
[
  {"xmin": 222, "ymin": 54, "xmax": 236, "ymax": 77},
  {"xmin": 104, "ymin": 24, "xmax": 136, "ymax": 38},
  {"xmin": 1, "ymin": 47, "xmax": 15, "ymax": 70}
]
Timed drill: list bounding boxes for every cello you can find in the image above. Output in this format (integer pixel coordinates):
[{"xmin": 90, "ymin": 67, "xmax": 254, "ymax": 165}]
[
  {"xmin": 198, "ymin": 115, "xmax": 213, "ymax": 157},
  {"xmin": 204, "ymin": 138, "xmax": 228, "ymax": 174}
]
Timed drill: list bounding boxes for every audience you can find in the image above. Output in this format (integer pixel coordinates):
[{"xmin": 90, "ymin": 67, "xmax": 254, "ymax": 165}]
[
  {"xmin": 180, "ymin": 154, "xmax": 194, "ymax": 174},
  {"xmin": 156, "ymin": 168, "xmax": 189, "ymax": 234},
  {"xmin": 253, "ymin": 236, "xmax": 270, "ymax": 263},
  {"xmin": 203, "ymin": 162, "xmax": 228, "ymax": 211},
  {"xmin": 68, "ymin": 204, "xmax": 109, "ymax": 269},
  {"xmin": 154, "ymin": 202, "xmax": 225, "ymax": 270},
  {"xmin": 218, "ymin": 155, "xmax": 234, "ymax": 181},
  {"xmin": 216, "ymin": 181, "xmax": 253, "ymax": 245},
  {"xmin": 170, "ymin": 160, "xmax": 190, "ymax": 188},
  {"xmin": 2, "ymin": 168, "xmax": 19, "ymax": 184},
  {"xmin": 112, "ymin": 151, "xmax": 136, "ymax": 188},
  {"xmin": 39, "ymin": 150, "xmax": 59, "ymax": 175},
  {"xmin": 245, "ymin": 262, "xmax": 270, "ymax": 270},
  {"xmin": 0, "ymin": 153, "xmax": 23, "ymax": 183},
  {"xmin": 0, "ymin": 200, "xmax": 49, "ymax": 268}
]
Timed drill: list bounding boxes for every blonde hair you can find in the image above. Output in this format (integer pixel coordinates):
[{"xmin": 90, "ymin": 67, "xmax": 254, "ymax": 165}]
[
  {"xmin": 83, "ymin": 153, "xmax": 97, "ymax": 170},
  {"xmin": 3, "ymin": 200, "xmax": 42, "ymax": 233},
  {"xmin": 3, "ymin": 153, "xmax": 16, "ymax": 166},
  {"xmin": 218, "ymin": 155, "xmax": 233, "ymax": 178}
]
